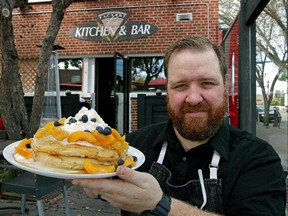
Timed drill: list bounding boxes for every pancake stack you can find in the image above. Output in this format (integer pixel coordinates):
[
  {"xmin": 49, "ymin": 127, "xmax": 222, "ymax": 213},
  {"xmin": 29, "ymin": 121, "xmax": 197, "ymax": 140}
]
[{"xmin": 14, "ymin": 107, "xmax": 136, "ymax": 174}]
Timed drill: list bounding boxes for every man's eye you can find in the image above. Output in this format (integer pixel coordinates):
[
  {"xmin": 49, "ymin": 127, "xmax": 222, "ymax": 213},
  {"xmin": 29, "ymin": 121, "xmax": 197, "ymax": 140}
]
[
  {"xmin": 174, "ymin": 84, "xmax": 187, "ymax": 89},
  {"xmin": 202, "ymin": 82, "xmax": 215, "ymax": 87}
]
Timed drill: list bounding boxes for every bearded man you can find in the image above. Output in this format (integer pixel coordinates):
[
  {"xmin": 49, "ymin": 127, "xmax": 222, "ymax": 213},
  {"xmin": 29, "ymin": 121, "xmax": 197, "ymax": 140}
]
[{"xmin": 73, "ymin": 36, "xmax": 286, "ymax": 216}]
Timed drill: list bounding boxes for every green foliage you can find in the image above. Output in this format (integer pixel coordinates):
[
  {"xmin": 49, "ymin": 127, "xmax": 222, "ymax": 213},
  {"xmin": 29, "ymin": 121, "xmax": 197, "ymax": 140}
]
[
  {"xmin": 0, "ymin": 159, "xmax": 23, "ymax": 183},
  {"xmin": 278, "ymin": 71, "xmax": 287, "ymax": 82},
  {"xmin": 271, "ymin": 97, "xmax": 280, "ymax": 106},
  {"xmin": 0, "ymin": 168, "xmax": 14, "ymax": 183}
]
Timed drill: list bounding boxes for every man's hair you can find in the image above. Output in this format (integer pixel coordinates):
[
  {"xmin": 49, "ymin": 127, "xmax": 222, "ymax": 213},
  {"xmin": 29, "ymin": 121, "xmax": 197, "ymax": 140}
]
[{"xmin": 164, "ymin": 36, "xmax": 227, "ymax": 80}]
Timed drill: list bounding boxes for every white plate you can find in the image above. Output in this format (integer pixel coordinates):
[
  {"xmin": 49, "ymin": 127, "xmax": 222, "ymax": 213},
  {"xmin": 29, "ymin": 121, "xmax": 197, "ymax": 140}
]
[{"xmin": 3, "ymin": 141, "xmax": 145, "ymax": 179}]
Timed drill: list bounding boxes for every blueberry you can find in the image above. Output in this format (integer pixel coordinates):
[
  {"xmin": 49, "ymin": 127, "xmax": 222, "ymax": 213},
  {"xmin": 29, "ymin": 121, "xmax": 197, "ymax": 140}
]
[
  {"xmin": 54, "ymin": 121, "xmax": 61, "ymax": 126},
  {"xmin": 90, "ymin": 118, "xmax": 97, "ymax": 123},
  {"xmin": 96, "ymin": 126, "xmax": 104, "ymax": 133},
  {"xmin": 117, "ymin": 159, "xmax": 124, "ymax": 165},
  {"xmin": 25, "ymin": 143, "xmax": 31, "ymax": 149},
  {"xmin": 102, "ymin": 127, "xmax": 112, "ymax": 135},
  {"xmin": 132, "ymin": 156, "xmax": 138, "ymax": 162},
  {"xmin": 69, "ymin": 118, "xmax": 77, "ymax": 124},
  {"xmin": 81, "ymin": 115, "xmax": 88, "ymax": 123}
]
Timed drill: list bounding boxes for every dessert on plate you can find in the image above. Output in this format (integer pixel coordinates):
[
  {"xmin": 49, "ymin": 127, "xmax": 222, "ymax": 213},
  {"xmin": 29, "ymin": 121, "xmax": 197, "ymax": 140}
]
[{"xmin": 14, "ymin": 107, "xmax": 137, "ymax": 174}]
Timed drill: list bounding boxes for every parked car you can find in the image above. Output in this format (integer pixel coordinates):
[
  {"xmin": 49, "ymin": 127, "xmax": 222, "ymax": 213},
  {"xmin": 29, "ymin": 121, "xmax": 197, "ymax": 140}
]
[{"xmin": 257, "ymin": 107, "xmax": 281, "ymax": 123}]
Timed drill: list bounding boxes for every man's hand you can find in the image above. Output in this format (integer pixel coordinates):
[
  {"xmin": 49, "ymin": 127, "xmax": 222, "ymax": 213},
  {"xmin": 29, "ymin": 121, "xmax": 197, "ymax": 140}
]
[{"xmin": 72, "ymin": 166, "xmax": 163, "ymax": 214}]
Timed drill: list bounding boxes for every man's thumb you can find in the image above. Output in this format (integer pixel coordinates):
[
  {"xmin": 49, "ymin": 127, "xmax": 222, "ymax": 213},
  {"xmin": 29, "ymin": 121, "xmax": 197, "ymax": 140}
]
[{"xmin": 116, "ymin": 166, "xmax": 145, "ymax": 187}]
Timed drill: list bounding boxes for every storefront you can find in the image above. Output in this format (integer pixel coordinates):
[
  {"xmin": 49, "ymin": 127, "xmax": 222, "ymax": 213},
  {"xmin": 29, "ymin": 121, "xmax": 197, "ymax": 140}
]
[{"xmin": 12, "ymin": 0, "xmax": 219, "ymax": 133}]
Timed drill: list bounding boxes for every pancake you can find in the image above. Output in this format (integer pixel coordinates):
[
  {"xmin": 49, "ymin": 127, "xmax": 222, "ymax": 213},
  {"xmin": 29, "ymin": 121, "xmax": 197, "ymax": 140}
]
[
  {"xmin": 33, "ymin": 151, "xmax": 115, "ymax": 170},
  {"xmin": 14, "ymin": 107, "xmax": 135, "ymax": 174},
  {"xmin": 31, "ymin": 137, "xmax": 120, "ymax": 162}
]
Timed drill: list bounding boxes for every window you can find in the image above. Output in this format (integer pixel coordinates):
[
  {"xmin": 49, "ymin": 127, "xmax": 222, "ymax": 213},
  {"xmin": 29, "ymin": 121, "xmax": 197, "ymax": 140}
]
[
  {"xmin": 58, "ymin": 59, "xmax": 82, "ymax": 92},
  {"xmin": 130, "ymin": 57, "xmax": 166, "ymax": 92}
]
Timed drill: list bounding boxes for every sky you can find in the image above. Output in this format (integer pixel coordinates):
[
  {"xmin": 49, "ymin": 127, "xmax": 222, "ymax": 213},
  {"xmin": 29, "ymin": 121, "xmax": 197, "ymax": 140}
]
[{"xmin": 256, "ymin": 63, "xmax": 287, "ymax": 95}]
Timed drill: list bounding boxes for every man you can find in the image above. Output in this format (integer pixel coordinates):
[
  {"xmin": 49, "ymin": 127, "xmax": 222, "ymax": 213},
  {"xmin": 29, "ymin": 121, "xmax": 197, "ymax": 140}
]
[{"xmin": 72, "ymin": 36, "xmax": 286, "ymax": 215}]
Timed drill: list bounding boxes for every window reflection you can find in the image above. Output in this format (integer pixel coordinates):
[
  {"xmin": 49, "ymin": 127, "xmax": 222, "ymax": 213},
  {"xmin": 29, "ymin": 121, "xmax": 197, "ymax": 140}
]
[
  {"xmin": 58, "ymin": 59, "xmax": 82, "ymax": 91},
  {"xmin": 130, "ymin": 57, "xmax": 166, "ymax": 92}
]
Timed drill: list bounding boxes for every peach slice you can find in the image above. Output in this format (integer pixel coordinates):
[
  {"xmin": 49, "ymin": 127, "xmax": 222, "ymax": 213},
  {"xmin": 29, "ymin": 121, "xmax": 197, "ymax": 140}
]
[
  {"xmin": 15, "ymin": 138, "xmax": 33, "ymax": 159},
  {"xmin": 50, "ymin": 127, "xmax": 69, "ymax": 141},
  {"xmin": 123, "ymin": 156, "xmax": 136, "ymax": 167},
  {"xmin": 111, "ymin": 128, "xmax": 125, "ymax": 142},
  {"xmin": 83, "ymin": 161, "xmax": 115, "ymax": 173},
  {"xmin": 67, "ymin": 131, "xmax": 98, "ymax": 144},
  {"xmin": 91, "ymin": 130, "xmax": 115, "ymax": 146}
]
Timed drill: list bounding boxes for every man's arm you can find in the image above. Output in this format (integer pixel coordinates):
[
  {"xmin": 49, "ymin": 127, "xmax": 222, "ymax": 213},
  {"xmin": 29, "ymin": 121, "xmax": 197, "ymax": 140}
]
[
  {"xmin": 72, "ymin": 166, "xmax": 221, "ymax": 215},
  {"xmin": 223, "ymin": 142, "xmax": 286, "ymax": 215},
  {"xmin": 169, "ymin": 198, "xmax": 220, "ymax": 216}
]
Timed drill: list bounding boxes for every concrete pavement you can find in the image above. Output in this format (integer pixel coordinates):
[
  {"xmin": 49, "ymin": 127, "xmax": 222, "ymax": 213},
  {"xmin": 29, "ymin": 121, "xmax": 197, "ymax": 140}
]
[
  {"xmin": 0, "ymin": 183, "xmax": 121, "ymax": 216},
  {"xmin": 256, "ymin": 109, "xmax": 288, "ymax": 171}
]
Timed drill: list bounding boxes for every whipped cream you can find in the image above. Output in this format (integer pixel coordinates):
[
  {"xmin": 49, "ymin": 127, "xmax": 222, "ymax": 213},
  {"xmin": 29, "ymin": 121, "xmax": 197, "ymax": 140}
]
[
  {"xmin": 63, "ymin": 107, "xmax": 109, "ymax": 133},
  {"xmin": 34, "ymin": 107, "xmax": 111, "ymax": 148},
  {"xmin": 14, "ymin": 153, "xmax": 34, "ymax": 164}
]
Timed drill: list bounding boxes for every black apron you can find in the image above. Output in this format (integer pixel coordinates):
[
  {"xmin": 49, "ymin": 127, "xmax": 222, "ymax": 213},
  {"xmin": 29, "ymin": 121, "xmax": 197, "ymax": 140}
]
[{"xmin": 122, "ymin": 141, "xmax": 223, "ymax": 215}]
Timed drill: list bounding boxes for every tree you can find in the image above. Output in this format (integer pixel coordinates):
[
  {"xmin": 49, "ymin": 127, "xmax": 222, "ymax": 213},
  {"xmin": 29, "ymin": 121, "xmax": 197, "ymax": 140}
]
[
  {"xmin": 219, "ymin": 0, "xmax": 239, "ymax": 28},
  {"xmin": 59, "ymin": 59, "xmax": 82, "ymax": 70},
  {"xmin": 131, "ymin": 57, "xmax": 164, "ymax": 89},
  {"xmin": 256, "ymin": 0, "xmax": 287, "ymax": 126},
  {"xmin": 219, "ymin": 0, "xmax": 287, "ymax": 126},
  {"xmin": 0, "ymin": 0, "xmax": 74, "ymax": 140}
]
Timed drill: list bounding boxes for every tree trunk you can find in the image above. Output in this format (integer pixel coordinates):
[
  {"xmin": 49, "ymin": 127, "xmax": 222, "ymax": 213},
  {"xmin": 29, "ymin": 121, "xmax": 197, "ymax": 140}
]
[
  {"xmin": 27, "ymin": 0, "xmax": 74, "ymax": 136},
  {"xmin": 0, "ymin": 6, "xmax": 28, "ymax": 140},
  {"xmin": 0, "ymin": 0, "xmax": 74, "ymax": 139}
]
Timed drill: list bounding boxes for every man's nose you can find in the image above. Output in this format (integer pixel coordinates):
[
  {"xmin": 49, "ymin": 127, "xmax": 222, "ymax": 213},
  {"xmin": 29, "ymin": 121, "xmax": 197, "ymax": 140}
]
[{"xmin": 185, "ymin": 86, "xmax": 203, "ymax": 105}]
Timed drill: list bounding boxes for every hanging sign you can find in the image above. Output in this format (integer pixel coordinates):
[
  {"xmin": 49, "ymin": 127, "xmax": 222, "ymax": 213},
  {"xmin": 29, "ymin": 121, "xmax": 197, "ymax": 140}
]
[{"xmin": 70, "ymin": 9, "xmax": 158, "ymax": 41}]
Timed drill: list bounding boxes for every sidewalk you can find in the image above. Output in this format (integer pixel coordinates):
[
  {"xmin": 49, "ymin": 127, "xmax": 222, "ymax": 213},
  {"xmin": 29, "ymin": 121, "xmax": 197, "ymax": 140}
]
[
  {"xmin": 0, "ymin": 183, "xmax": 121, "ymax": 216},
  {"xmin": 1, "ymin": 179, "xmax": 287, "ymax": 216},
  {"xmin": 256, "ymin": 110, "xmax": 287, "ymax": 172}
]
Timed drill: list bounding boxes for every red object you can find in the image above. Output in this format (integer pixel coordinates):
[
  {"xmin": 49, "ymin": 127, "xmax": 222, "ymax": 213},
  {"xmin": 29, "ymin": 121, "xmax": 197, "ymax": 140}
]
[
  {"xmin": 60, "ymin": 82, "xmax": 82, "ymax": 87},
  {"xmin": 148, "ymin": 78, "xmax": 167, "ymax": 86},
  {"xmin": 0, "ymin": 117, "xmax": 5, "ymax": 130},
  {"xmin": 222, "ymin": 18, "xmax": 239, "ymax": 128}
]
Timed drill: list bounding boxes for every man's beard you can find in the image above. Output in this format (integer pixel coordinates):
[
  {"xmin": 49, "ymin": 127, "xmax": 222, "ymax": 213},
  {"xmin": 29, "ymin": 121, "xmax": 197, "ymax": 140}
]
[{"xmin": 167, "ymin": 93, "xmax": 227, "ymax": 141}]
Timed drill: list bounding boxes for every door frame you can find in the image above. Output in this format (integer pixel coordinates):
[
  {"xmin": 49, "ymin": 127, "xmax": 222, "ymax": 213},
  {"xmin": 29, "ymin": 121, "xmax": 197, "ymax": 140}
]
[{"xmin": 114, "ymin": 52, "xmax": 130, "ymax": 134}]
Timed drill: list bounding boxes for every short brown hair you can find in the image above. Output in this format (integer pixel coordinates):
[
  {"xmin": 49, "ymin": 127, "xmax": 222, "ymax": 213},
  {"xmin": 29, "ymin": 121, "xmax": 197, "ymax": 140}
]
[{"xmin": 164, "ymin": 36, "xmax": 227, "ymax": 80}]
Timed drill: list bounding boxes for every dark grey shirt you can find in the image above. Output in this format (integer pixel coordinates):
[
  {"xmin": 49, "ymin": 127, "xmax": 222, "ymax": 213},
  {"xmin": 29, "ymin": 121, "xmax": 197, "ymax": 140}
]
[{"xmin": 125, "ymin": 120, "xmax": 286, "ymax": 216}]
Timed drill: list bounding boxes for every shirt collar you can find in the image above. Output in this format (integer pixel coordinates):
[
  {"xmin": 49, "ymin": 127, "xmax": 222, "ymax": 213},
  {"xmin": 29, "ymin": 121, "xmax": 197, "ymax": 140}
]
[
  {"xmin": 208, "ymin": 123, "xmax": 230, "ymax": 160},
  {"xmin": 151, "ymin": 120, "xmax": 174, "ymax": 148}
]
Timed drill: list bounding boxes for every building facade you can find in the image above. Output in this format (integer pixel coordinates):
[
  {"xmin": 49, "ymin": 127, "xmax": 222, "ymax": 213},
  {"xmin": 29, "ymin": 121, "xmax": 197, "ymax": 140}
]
[{"xmin": 12, "ymin": 0, "xmax": 219, "ymax": 133}]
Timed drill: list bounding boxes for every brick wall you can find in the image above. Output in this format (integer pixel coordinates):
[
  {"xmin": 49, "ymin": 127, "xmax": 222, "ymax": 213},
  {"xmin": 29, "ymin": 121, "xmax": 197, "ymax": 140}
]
[
  {"xmin": 12, "ymin": 0, "xmax": 219, "ymax": 58},
  {"xmin": 11, "ymin": 0, "xmax": 219, "ymax": 132}
]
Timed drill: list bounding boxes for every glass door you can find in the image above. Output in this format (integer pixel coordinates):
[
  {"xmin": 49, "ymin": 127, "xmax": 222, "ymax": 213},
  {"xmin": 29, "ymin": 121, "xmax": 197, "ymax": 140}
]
[{"xmin": 114, "ymin": 52, "xmax": 129, "ymax": 135}]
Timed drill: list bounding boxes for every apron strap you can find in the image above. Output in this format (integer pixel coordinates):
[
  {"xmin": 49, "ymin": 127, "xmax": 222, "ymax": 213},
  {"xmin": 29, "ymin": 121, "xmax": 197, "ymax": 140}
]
[
  {"xmin": 157, "ymin": 142, "xmax": 221, "ymax": 179},
  {"xmin": 157, "ymin": 141, "xmax": 168, "ymax": 164},
  {"xmin": 209, "ymin": 150, "xmax": 221, "ymax": 179},
  {"xmin": 198, "ymin": 169, "xmax": 207, "ymax": 209}
]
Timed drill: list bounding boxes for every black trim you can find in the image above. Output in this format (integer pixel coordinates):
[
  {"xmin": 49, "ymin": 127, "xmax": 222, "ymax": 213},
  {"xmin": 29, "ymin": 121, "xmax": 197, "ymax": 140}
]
[{"xmin": 141, "ymin": 194, "xmax": 171, "ymax": 216}]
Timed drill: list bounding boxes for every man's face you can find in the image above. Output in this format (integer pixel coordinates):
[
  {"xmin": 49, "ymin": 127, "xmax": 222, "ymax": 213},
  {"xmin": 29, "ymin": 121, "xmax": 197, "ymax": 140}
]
[{"xmin": 166, "ymin": 48, "xmax": 227, "ymax": 141}]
